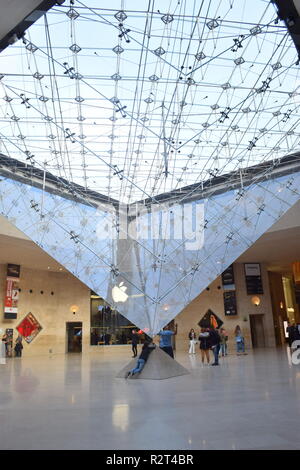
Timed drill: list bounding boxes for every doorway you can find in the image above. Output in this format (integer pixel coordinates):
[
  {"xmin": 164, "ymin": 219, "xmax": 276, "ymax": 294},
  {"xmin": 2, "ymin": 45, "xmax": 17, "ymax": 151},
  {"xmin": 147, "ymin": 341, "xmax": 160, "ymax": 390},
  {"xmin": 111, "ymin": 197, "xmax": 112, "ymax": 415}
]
[
  {"xmin": 249, "ymin": 314, "xmax": 265, "ymax": 348},
  {"xmin": 66, "ymin": 322, "xmax": 82, "ymax": 353}
]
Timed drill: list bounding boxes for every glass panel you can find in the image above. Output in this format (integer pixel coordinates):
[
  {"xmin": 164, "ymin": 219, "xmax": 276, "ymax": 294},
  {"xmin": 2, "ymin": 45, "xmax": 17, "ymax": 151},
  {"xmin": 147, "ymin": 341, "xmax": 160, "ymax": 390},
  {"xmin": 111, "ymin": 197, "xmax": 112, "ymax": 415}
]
[
  {"xmin": 1, "ymin": 169, "xmax": 300, "ymax": 336},
  {"xmin": 90, "ymin": 292, "xmax": 140, "ymax": 346}
]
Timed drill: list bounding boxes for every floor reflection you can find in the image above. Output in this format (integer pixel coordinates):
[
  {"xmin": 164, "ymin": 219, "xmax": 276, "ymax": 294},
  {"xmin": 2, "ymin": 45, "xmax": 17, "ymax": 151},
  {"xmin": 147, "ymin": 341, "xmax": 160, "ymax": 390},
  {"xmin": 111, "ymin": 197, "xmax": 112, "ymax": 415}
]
[
  {"xmin": 112, "ymin": 404, "xmax": 129, "ymax": 432},
  {"xmin": 0, "ymin": 348, "xmax": 300, "ymax": 449}
]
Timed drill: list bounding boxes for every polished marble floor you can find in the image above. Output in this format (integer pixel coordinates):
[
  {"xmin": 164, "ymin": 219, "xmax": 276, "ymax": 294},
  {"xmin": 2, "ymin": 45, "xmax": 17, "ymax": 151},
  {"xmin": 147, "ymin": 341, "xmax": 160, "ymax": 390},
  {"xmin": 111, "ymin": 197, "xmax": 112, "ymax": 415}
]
[{"xmin": 0, "ymin": 347, "xmax": 300, "ymax": 450}]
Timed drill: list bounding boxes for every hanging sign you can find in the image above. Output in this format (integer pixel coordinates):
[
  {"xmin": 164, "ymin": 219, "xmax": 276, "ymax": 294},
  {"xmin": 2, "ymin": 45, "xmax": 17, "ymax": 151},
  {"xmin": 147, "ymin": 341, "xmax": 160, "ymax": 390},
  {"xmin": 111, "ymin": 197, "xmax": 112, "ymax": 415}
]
[
  {"xmin": 222, "ymin": 264, "xmax": 237, "ymax": 315},
  {"xmin": 224, "ymin": 291, "xmax": 237, "ymax": 316},
  {"xmin": 221, "ymin": 264, "xmax": 235, "ymax": 288}
]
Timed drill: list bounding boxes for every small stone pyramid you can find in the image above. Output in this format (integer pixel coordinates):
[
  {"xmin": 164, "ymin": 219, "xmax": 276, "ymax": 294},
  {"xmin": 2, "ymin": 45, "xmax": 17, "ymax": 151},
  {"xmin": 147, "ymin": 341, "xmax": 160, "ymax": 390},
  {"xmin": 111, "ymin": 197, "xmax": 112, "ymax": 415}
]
[{"xmin": 116, "ymin": 346, "xmax": 190, "ymax": 380}]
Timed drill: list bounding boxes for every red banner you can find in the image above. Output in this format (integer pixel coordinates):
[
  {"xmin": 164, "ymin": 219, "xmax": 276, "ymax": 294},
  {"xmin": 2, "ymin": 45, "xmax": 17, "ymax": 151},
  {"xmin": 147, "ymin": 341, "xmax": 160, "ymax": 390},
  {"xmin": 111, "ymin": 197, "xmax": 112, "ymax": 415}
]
[{"xmin": 4, "ymin": 264, "xmax": 20, "ymax": 319}]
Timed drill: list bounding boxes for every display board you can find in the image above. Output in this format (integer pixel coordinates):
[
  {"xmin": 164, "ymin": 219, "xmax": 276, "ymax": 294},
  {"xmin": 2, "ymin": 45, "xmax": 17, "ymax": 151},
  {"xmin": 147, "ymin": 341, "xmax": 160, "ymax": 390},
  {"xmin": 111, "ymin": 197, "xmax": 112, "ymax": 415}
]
[
  {"xmin": 223, "ymin": 290, "xmax": 237, "ymax": 316},
  {"xmin": 222, "ymin": 264, "xmax": 237, "ymax": 315},
  {"xmin": 244, "ymin": 263, "xmax": 264, "ymax": 295}
]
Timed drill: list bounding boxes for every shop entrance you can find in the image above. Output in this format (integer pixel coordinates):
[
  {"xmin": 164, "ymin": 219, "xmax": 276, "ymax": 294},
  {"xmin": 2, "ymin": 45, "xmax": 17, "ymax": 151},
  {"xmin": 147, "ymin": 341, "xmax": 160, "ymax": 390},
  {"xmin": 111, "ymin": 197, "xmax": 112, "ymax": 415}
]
[
  {"xmin": 66, "ymin": 322, "xmax": 82, "ymax": 353},
  {"xmin": 249, "ymin": 314, "xmax": 265, "ymax": 348}
]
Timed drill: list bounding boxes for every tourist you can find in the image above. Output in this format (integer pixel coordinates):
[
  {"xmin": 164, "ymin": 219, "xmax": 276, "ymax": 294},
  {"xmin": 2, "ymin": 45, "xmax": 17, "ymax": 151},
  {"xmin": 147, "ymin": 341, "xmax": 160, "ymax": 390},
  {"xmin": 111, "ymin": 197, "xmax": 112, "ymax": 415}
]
[
  {"xmin": 234, "ymin": 325, "xmax": 246, "ymax": 355},
  {"xmin": 91, "ymin": 330, "xmax": 98, "ymax": 345},
  {"xmin": 104, "ymin": 332, "xmax": 111, "ymax": 345},
  {"xmin": 158, "ymin": 323, "xmax": 177, "ymax": 358},
  {"xmin": 210, "ymin": 327, "xmax": 221, "ymax": 366},
  {"xmin": 131, "ymin": 329, "xmax": 139, "ymax": 357},
  {"xmin": 188, "ymin": 328, "xmax": 197, "ymax": 354},
  {"xmin": 198, "ymin": 328, "xmax": 211, "ymax": 364},
  {"xmin": 286, "ymin": 322, "xmax": 295, "ymax": 347},
  {"xmin": 0, "ymin": 333, "xmax": 5, "ymax": 362},
  {"xmin": 126, "ymin": 339, "xmax": 156, "ymax": 378},
  {"xmin": 14, "ymin": 336, "xmax": 23, "ymax": 357},
  {"xmin": 294, "ymin": 323, "xmax": 300, "ymax": 348},
  {"xmin": 1, "ymin": 333, "xmax": 8, "ymax": 357},
  {"xmin": 219, "ymin": 327, "xmax": 228, "ymax": 356}
]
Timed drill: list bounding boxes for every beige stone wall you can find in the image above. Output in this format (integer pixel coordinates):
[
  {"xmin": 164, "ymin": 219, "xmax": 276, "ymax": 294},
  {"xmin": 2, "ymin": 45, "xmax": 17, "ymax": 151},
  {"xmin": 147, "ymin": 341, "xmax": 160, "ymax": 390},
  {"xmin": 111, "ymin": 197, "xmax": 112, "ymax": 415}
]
[
  {"xmin": 175, "ymin": 263, "xmax": 276, "ymax": 352},
  {"xmin": 0, "ymin": 264, "xmax": 90, "ymax": 356},
  {"xmin": 234, "ymin": 263, "xmax": 275, "ymax": 348},
  {"xmin": 0, "ymin": 260, "xmax": 276, "ymax": 357}
]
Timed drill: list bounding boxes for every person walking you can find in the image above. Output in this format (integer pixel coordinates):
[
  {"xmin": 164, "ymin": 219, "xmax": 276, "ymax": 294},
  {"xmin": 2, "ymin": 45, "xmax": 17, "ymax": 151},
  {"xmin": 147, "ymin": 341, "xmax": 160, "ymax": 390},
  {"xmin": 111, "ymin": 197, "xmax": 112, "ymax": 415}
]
[
  {"xmin": 210, "ymin": 328, "xmax": 221, "ymax": 366},
  {"xmin": 14, "ymin": 335, "xmax": 23, "ymax": 357},
  {"xmin": 234, "ymin": 325, "xmax": 246, "ymax": 355},
  {"xmin": 126, "ymin": 340, "xmax": 156, "ymax": 378},
  {"xmin": 290, "ymin": 323, "xmax": 299, "ymax": 350},
  {"xmin": 286, "ymin": 322, "xmax": 292, "ymax": 347},
  {"xmin": 198, "ymin": 328, "xmax": 211, "ymax": 364},
  {"xmin": 131, "ymin": 329, "xmax": 139, "ymax": 358},
  {"xmin": 0, "ymin": 332, "xmax": 5, "ymax": 363},
  {"xmin": 188, "ymin": 328, "xmax": 197, "ymax": 354},
  {"xmin": 1, "ymin": 333, "xmax": 9, "ymax": 357},
  {"xmin": 219, "ymin": 328, "xmax": 228, "ymax": 356},
  {"xmin": 158, "ymin": 323, "xmax": 177, "ymax": 358}
]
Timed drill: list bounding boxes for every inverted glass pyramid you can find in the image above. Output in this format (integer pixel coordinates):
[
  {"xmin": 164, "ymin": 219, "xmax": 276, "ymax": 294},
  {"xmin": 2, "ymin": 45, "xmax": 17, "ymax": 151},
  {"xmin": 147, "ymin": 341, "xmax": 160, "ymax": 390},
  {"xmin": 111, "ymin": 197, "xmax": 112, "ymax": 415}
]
[
  {"xmin": 0, "ymin": 157, "xmax": 299, "ymax": 335},
  {"xmin": 1, "ymin": 0, "xmax": 300, "ymax": 335}
]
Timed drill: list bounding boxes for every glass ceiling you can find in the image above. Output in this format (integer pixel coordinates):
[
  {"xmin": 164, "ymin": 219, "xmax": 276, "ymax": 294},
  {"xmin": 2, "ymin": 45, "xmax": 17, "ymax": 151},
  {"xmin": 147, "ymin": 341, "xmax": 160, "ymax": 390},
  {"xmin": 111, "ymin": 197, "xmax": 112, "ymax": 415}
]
[{"xmin": 0, "ymin": 0, "xmax": 299, "ymax": 204}]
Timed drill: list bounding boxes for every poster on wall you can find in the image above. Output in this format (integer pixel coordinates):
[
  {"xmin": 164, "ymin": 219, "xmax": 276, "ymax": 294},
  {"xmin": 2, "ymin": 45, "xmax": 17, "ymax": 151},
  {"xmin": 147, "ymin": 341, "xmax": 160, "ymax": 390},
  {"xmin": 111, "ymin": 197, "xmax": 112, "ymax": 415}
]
[
  {"xmin": 16, "ymin": 313, "xmax": 42, "ymax": 344},
  {"xmin": 198, "ymin": 309, "xmax": 224, "ymax": 329},
  {"xmin": 244, "ymin": 263, "xmax": 264, "ymax": 295},
  {"xmin": 221, "ymin": 264, "xmax": 235, "ymax": 289},
  {"xmin": 221, "ymin": 264, "xmax": 237, "ymax": 315},
  {"xmin": 223, "ymin": 291, "xmax": 237, "ymax": 316},
  {"xmin": 4, "ymin": 264, "xmax": 20, "ymax": 320}
]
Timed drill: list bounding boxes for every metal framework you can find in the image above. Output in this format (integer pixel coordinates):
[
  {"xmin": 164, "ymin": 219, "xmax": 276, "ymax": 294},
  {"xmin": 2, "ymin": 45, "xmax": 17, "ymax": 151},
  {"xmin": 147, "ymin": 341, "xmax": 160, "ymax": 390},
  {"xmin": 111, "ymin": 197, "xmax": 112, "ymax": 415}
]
[{"xmin": 0, "ymin": 0, "xmax": 300, "ymax": 333}]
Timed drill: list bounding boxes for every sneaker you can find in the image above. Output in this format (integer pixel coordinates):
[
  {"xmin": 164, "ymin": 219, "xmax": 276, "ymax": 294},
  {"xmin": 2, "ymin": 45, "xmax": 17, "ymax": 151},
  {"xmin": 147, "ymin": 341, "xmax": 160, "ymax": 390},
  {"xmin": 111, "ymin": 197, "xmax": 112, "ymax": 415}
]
[
  {"xmin": 211, "ymin": 363, "xmax": 219, "ymax": 366},
  {"xmin": 125, "ymin": 371, "xmax": 131, "ymax": 379}
]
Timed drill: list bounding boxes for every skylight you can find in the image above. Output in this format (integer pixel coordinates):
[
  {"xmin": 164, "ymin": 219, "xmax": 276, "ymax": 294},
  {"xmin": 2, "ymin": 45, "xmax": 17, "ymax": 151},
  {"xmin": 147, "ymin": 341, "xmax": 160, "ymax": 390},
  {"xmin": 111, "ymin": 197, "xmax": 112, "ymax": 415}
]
[{"xmin": 0, "ymin": 0, "xmax": 299, "ymax": 203}]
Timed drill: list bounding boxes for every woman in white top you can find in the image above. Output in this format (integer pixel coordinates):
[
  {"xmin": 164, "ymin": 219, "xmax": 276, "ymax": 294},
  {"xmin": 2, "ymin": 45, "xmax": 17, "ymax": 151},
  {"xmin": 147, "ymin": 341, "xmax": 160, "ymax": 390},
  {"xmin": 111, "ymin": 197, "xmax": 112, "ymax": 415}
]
[{"xmin": 188, "ymin": 329, "xmax": 197, "ymax": 354}]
